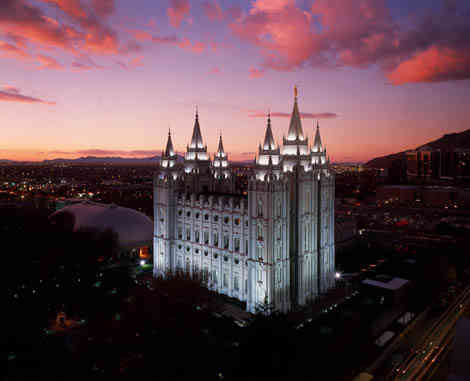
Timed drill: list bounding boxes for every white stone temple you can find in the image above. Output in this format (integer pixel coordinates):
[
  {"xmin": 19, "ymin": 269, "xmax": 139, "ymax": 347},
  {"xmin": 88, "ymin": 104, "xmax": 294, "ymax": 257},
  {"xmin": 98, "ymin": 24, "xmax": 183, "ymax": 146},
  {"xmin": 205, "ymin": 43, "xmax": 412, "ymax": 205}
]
[{"xmin": 154, "ymin": 88, "xmax": 335, "ymax": 313}]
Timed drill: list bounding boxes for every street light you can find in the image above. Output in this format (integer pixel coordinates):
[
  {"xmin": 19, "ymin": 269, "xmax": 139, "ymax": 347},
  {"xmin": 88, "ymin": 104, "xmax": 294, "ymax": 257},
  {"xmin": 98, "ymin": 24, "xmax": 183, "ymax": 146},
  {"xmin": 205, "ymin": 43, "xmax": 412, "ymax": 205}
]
[
  {"xmin": 335, "ymin": 272, "xmax": 341, "ymax": 279},
  {"xmin": 140, "ymin": 260, "xmax": 146, "ymax": 266}
]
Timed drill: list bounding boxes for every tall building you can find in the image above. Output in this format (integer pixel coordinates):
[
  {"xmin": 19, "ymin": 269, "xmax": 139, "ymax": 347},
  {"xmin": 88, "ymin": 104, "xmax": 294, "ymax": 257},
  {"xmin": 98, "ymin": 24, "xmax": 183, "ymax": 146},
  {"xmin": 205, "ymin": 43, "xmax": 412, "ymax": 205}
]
[{"xmin": 153, "ymin": 89, "xmax": 336, "ymax": 313}]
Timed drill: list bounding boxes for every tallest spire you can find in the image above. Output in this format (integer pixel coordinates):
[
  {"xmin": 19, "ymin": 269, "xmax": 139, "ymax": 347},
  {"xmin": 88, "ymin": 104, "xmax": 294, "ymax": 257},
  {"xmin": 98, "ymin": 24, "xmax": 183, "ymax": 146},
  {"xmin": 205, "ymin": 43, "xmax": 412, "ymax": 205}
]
[
  {"xmin": 287, "ymin": 85, "xmax": 304, "ymax": 141},
  {"xmin": 190, "ymin": 107, "xmax": 204, "ymax": 149}
]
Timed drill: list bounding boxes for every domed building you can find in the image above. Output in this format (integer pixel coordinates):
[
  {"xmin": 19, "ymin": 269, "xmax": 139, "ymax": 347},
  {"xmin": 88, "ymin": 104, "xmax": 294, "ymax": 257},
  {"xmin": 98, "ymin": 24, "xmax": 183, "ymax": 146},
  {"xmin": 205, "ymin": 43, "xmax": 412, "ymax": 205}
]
[{"xmin": 50, "ymin": 201, "xmax": 153, "ymax": 260}]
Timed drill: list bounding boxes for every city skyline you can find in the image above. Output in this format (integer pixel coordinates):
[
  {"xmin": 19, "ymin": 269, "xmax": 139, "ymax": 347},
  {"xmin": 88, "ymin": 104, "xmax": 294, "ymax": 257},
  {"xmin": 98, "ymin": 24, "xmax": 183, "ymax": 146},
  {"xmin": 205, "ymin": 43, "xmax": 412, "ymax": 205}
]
[{"xmin": 1, "ymin": 0, "xmax": 470, "ymax": 162}]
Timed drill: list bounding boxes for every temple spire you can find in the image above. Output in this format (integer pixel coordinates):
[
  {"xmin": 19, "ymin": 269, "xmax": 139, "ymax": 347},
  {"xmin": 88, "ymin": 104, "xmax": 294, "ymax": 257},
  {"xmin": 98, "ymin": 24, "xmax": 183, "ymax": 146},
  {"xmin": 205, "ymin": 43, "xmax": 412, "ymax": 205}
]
[
  {"xmin": 165, "ymin": 129, "xmax": 175, "ymax": 157},
  {"xmin": 313, "ymin": 120, "xmax": 323, "ymax": 152},
  {"xmin": 287, "ymin": 86, "xmax": 304, "ymax": 141},
  {"xmin": 217, "ymin": 133, "xmax": 225, "ymax": 157},
  {"xmin": 190, "ymin": 107, "xmax": 204, "ymax": 149},
  {"xmin": 263, "ymin": 112, "xmax": 275, "ymax": 150}
]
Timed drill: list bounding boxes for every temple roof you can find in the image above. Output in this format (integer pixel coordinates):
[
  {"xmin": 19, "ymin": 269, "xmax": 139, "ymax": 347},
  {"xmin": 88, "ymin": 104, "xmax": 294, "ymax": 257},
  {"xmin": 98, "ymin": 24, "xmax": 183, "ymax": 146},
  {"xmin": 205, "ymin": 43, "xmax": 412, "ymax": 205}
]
[
  {"xmin": 313, "ymin": 121, "xmax": 323, "ymax": 152},
  {"xmin": 190, "ymin": 110, "xmax": 204, "ymax": 149},
  {"xmin": 263, "ymin": 113, "xmax": 276, "ymax": 150},
  {"xmin": 217, "ymin": 133, "xmax": 225, "ymax": 155},
  {"xmin": 287, "ymin": 90, "xmax": 304, "ymax": 141},
  {"xmin": 164, "ymin": 130, "xmax": 175, "ymax": 157}
]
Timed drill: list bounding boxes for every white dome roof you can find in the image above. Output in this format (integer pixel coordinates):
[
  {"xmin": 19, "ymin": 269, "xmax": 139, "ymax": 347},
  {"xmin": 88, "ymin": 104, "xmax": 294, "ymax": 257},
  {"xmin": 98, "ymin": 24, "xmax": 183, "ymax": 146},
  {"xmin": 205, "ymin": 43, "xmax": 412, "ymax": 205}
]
[{"xmin": 50, "ymin": 201, "xmax": 153, "ymax": 249}]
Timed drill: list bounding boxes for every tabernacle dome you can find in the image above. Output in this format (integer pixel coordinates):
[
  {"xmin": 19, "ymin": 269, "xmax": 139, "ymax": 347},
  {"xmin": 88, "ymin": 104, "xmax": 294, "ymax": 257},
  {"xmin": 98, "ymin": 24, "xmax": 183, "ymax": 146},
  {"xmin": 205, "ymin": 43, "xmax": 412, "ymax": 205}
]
[{"xmin": 50, "ymin": 201, "xmax": 153, "ymax": 249}]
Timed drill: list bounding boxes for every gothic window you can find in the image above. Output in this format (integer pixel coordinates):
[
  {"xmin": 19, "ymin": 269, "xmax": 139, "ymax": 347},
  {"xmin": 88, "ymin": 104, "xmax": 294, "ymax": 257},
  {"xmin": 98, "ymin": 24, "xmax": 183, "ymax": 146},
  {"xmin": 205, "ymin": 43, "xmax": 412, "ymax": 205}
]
[
  {"xmin": 245, "ymin": 279, "xmax": 248, "ymax": 294},
  {"xmin": 195, "ymin": 212, "xmax": 200, "ymax": 219},
  {"xmin": 213, "ymin": 253, "xmax": 218, "ymax": 259},
  {"xmin": 185, "ymin": 258, "xmax": 190, "ymax": 274},
  {"xmin": 276, "ymin": 246, "xmax": 281, "ymax": 260},
  {"xmin": 234, "ymin": 218, "xmax": 240, "ymax": 226},
  {"xmin": 204, "ymin": 250, "xmax": 208, "ymax": 256},
  {"xmin": 257, "ymin": 198, "xmax": 263, "ymax": 217},
  {"xmin": 213, "ymin": 232, "xmax": 219, "ymax": 246},
  {"xmin": 257, "ymin": 223, "xmax": 263, "ymax": 241},
  {"xmin": 245, "ymin": 240, "xmax": 248, "ymax": 254},
  {"xmin": 186, "ymin": 211, "xmax": 191, "ymax": 217},
  {"xmin": 258, "ymin": 268, "xmax": 263, "ymax": 283},
  {"xmin": 276, "ymin": 224, "xmax": 281, "ymax": 240},
  {"xmin": 234, "ymin": 275, "xmax": 239, "ymax": 291},
  {"xmin": 257, "ymin": 246, "xmax": 263, "ymax": 261},
  {"xmin": 186, "ymin": 226, "xmax": 191, "ymax": 241},
  {"xmin": 277, "ymin": 267, "xmax": 281, "ymax": 284},
  {"xmin": 277, "ymin": 199, "xmax": 282, "ymax": 218},
  {"xmin": 214, "ymin": 215, "xmax": 219, "ymax": 222},
  {"xmin": 177, "ymin": 257, "xmax": 182, "ymax": 270},
  {"xmin": 177, "ymin": 226, "xmax": 182, "ymax": 240},
  {"xmin": 203, "ymin": 230, "xmax": 209, "ymax": 244},
  {"xmin": 212, "ymin": 270, "xmax": 218, "ymax": 284},
  {"xmin": 245, "ymin": 220, "xmax": 248, "ymax": 227},
  {"xmin": 234, "ymin": 237, "xmax": 240, "ymax": 252},
  {"xmin": 224, "ymin": 216, "xmax": 229, "ymax": 224},
  {"xmin": 223, "ymin": 272, "xmax": 228, "ymax": 288},
  {"xmin": 178, "ymin": 209, "xmax": 182, "ymax": 216},
  {"xmin": 195, "ymin": 230, "xmax": 200, "ymax": 242},
  {"xmin": 223, "ymin": 234, "xmax": 229, "ymax": 249},
  {"xmin": 204, "ymin": 214, "xmax": 209, "ymax": 221},
  {"xmin": 193, "ymin": 263, "xmax": 198, "ymax": 274},
  {"xmin": 224, "ymin": 256, "xmax": 228, "ymax": 262},
  {"xmin": 203, "ymin": 266, "xmax": 209, "ymax": 281}
]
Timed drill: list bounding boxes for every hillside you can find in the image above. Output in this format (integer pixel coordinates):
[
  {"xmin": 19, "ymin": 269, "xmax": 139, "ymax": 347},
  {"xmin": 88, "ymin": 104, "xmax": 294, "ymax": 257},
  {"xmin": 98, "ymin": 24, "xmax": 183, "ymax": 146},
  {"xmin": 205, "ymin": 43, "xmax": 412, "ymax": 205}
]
[{"xmin": 365, "ymin": 129, "xmax": 470, "ymax": 169}]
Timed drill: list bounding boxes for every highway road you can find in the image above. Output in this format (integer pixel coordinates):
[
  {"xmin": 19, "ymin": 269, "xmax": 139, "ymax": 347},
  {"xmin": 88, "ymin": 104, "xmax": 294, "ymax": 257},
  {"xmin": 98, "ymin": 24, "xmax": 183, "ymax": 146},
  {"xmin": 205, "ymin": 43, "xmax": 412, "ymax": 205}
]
[{"xmin": 387, "ymin": 285, "xmax": 470, "ymax": 380}]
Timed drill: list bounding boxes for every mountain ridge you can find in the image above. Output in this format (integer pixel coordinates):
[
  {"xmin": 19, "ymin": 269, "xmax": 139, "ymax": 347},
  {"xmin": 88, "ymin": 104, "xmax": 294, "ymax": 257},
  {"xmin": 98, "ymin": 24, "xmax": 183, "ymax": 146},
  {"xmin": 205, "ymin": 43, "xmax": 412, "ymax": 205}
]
[{"xmin": 366, "ymin": 129, "xmax": 470, "ymax": 168}]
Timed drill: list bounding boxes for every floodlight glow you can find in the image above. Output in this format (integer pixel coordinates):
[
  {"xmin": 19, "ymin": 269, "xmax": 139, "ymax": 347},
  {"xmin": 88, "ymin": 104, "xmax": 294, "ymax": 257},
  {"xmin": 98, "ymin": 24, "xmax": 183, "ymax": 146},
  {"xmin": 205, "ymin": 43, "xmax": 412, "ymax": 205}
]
[
  {"xmin": 335, "ymin": 272, "xmax": 341, "ymax": 279},
  {"xmin": 140, "ymin": 260, "xmax": 146, "ymax": 266}
]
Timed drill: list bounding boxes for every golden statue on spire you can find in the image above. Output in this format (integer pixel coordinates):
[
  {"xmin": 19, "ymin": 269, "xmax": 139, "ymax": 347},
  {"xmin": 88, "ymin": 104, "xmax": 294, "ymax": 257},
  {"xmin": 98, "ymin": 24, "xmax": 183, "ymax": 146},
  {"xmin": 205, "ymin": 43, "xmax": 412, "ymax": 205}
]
[{"xmin": 294, "ymin": 85, "xmax": 298, "ymax": 98}]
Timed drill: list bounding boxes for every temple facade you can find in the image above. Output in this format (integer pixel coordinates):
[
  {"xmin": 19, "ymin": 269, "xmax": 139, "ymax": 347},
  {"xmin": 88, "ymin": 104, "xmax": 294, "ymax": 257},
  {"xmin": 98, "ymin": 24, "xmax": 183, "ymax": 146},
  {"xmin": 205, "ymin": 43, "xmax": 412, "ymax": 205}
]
[{"xmin": 153, "ymin": 89, "xmax": 335, "ymax": 313}]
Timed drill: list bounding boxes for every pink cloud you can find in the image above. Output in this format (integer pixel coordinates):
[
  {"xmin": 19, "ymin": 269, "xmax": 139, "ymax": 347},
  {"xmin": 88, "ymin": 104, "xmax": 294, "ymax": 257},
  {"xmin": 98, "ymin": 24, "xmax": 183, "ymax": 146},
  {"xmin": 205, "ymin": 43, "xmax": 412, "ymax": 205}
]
[
  {"xmin": 249, "ymin": 67, "xmax": 265, "ymax": 78},
  {"xmin": 202, "ymin": 1, "xmax": 224, "ymax": 22},
  {"xmin": 0, "ymin": 87, "xmax": 55, "ymax": 104},
  {"xmin": 91, "ymin": 0, "xmax": 115, "ymax": 18},
  {"xmin": 248, "ymin": 110, "xmax": 338, "ymax": 119},
  {"xmin": 178, "ymin": 38, "xmax": 205, "ymax": 53},
  {"xmin": 3, "ymin": 85, "xmax": 20, "ymax": 94},
  {"xmin": 72, "ymin": 54, "xmax": 104, "ymax": 70},
  {"xmin": 229, "ymin": 0, "xmax": 470, "ymax": 85},
  {"xmin": 167, "ymin": 0, "xmax": 190, "ymax": 28},
  {"xmin": 231, "ymin": 0, "xmax": 321, "ymax": 71},
  {"xmin": 130, "ymin": 29, "xmax": 153, "ymax": 42},
  {"xmin": 388, "ymin": 46, "xmax": 470, "ymax": 85},
  {"xmin": 128, "ymin": 55, "xmax": 144, "ymax": 68},
  {"xmin": 36, "ymin": 54, "xmax": 64, "ymax": 70},
  {"xmin": 0, "ymin": 0, "xmax": 122, "ymax": 63},
  {"xmin": 0, "ymin": 41, "xmax": 30, "ymax": 60}
]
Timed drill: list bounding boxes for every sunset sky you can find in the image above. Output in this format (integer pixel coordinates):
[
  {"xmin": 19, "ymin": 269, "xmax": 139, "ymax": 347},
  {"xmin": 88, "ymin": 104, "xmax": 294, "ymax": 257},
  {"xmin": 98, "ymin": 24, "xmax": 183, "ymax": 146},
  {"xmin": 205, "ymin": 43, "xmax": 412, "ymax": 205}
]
[{"xmin": 1, "ymin": 0, "xmax": 470, "ymax": 162}]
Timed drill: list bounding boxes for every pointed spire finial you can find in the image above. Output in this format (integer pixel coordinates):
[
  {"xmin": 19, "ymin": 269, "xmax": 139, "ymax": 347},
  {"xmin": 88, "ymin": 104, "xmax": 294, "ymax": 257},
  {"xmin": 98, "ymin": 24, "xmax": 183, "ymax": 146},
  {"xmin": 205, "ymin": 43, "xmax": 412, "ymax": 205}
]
[
  {"xmin": 294, "ymin": 85, "xmax": 298, "ymax": 99},
  {"xmin": 195, "ymin": 105, "xmax": 199, "ymax": 119}
]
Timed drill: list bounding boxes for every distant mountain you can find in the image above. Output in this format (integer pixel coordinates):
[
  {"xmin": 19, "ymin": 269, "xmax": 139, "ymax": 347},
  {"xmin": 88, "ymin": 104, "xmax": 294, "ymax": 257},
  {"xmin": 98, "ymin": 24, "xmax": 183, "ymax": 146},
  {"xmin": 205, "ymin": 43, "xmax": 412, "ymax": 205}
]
[
  {"xmin": 43, "ymin": 155, "xmax": 162, "ymax": 164},
  {"xmin": 0, "ymin": 155, "xmax": 186, "ymax": 165},
  {"xmin": 365, "ymin": 129, "xmax": 470, "ymax": 169}
]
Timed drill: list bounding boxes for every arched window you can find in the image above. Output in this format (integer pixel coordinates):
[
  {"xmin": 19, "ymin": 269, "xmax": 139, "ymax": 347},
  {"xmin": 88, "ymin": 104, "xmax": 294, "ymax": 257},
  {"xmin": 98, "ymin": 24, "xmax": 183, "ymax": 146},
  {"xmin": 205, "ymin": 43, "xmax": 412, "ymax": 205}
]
[
  {"xmin": 257, "ymin": 223, "xmax": 263, "ymax": 241},
  {"xmin": 257, "ymin": 198, "xmax": 263, "ymax": 217}
]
